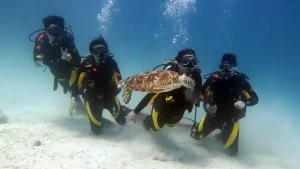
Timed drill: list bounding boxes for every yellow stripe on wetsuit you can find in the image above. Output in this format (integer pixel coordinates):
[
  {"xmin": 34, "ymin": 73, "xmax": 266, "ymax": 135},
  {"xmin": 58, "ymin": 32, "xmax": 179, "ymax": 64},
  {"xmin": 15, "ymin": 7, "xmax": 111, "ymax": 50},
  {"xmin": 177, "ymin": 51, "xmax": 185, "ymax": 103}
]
[
  {"xmin": 224, "ymin": 121, "xmax": 239, "ymax": 149},
  {"xmin": 78, "ymin": 72, "xmax": 86, "ymax": 89},
  {"xmin": 151, "ymin": 108, "xmax": 160, "ymax": 130},
  {"xmin": 148, "ymin": 93, "xmax": 159, "ymax": 105},
  {"xmin": 113, "ymin": 96, "xmax": 121, "ymax": 119},
  {"xmin": 223, "ymin": 90, "xmax": 247, "ymax": 147},
  {"xmin": 113, "ymin": 73, "xmax": 119, "ymax": 87},
  {"xmin": 69, "ymin": 69, "xmax": 77, "ymax": 86},
  {"xmin": 86, "ymin": 101, "xmax": 101, "ymax": 126},
  {"xmin": 197, "ymin": 114, "xmax": 207, "ymax": 140},
  {"xmin": 167, "ymin": 123, "xmax": 178, "ymax": 127},
  {"xmin": 242, "ymin": 90, "xmax": 251, "ymax": 99}
]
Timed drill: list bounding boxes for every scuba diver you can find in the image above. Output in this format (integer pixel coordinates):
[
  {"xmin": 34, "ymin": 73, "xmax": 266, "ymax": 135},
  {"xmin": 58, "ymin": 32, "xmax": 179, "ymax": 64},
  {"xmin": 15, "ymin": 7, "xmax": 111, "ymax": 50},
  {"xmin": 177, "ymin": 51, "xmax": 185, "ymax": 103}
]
[
  {"xmin": 125, "ymin": 48, "xmax": 203, "ymax": 131},
  {"xmin": 194, "ymin": 53, "xmax": 259, "ymax": 156},
  {"xmin": 31, "ymin": 15, "xmax": 84, "ymax": 116},
  {"xmin": 77, "ymin": 35, "xmax": 131, "ymax": 135}
]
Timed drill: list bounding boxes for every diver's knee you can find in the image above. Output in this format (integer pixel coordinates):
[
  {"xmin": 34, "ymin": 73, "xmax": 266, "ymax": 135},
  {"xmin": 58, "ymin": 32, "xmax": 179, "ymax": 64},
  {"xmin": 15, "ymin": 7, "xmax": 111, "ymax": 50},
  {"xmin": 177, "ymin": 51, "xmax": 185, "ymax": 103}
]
[
  {"xmin": 194, "ymin": 130, "xmax": 206, "ymax": 140},
  {"xmin": 224, "ymin": 136, "xmax": 239, "ymax": 156},
  {"xmin": 91, "ymin": 126, "xmax": 103, "ymax": 135},
  {"xmin": 116, "ymin": 118, "xmax": 126, "ymax": 125},
  {"xmin": 151, "ymin": 128, "xmax": 160, "ymax": 131},
  {"xmin": 114, "ymin": 109, "xmax": 128, "ymax": 125},
  {"xmin": 89, "ymin": 118, "xmax": 103, "ymax": 135},
  {"xmin": 143, "ymin": 115, "xmax": 154, "ymax": 131},
  {"xmin": 143, "ymin": 115, "xmax": 153, "ymax": 125},
  {"xmin": 225, "ymin": 148, "xmax": 238, "ymax": 157}
]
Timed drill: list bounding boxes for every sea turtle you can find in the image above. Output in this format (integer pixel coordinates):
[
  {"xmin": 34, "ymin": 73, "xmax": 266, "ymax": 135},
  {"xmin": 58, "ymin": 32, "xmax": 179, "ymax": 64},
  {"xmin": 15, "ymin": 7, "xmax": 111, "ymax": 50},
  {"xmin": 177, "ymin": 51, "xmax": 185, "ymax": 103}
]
[{"xmin": 117, "ymin": 70, "xmax": 196, "ymax": 104}]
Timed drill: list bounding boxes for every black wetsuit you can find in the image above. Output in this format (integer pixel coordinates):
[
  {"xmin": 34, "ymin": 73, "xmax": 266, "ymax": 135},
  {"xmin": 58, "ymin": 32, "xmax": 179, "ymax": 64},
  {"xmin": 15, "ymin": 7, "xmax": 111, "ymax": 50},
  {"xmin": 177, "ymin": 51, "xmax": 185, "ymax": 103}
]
[
  {"xmin": 133, "ymin": 60, "xmax": 203, "ymax": 131},
  {"xmin": 196, "ymin": 71, "xmax": 259, "ymax": 156},
  {"xmin": 78, "ymin": 54, "xmax": 131, "ymax": 135},
  {"xmin": 33, "ymin": 32, "xmax": 81, "ymax": 98}
]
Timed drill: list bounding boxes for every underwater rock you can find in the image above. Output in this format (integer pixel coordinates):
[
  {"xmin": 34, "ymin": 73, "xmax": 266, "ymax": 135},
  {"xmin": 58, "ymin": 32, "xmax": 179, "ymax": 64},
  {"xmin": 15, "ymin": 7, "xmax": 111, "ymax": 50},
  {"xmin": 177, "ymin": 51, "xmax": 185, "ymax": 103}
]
[
  {"xmin": 0, "ymin": 110, "xmax": 8, "ymax": 124},
  {"xmin": 33, "ymin": 140, "xmax": 41, "ymax": 146}
]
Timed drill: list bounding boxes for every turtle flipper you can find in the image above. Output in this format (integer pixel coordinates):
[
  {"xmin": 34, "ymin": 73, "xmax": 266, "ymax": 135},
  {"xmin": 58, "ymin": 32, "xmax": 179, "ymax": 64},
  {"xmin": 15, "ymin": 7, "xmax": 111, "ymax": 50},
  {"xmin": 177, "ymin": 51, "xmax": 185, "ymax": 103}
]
[{"xmin": 122, "ymin": 87, "xmax": 133, "ymax": 104}]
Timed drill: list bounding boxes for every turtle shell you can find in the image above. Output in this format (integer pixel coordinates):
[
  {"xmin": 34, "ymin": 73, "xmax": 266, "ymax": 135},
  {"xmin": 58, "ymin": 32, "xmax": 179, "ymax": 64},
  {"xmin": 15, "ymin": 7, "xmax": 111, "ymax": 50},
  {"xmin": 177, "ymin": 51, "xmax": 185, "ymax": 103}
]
[{"xmin": 123, "ymin": 70, "xmax": 179, "ymax": 92}]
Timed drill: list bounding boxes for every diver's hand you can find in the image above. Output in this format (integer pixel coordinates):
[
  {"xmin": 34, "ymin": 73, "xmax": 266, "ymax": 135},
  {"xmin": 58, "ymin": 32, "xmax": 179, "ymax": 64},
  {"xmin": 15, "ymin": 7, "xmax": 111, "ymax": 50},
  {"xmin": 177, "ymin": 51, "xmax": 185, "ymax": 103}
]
[
  {"xmin": 69, "ymin": 97, "xmax": 76, "ymax": 116},
  {"xmin": 61, "ymin": 47, "xmax": 71, "ymax": 62},
  {"xmin": 125, "ymin": 111, "xmax": 138, "ymax": 122},
  {"xmin": 234, "ymin": 101, "xmax": 245, "ymax": 109},
  {"xmin": 33, "ymin": 60, "xmax": 43, "ymax": 68},
  {"xmin": 206, "ymin": 103, "xmax": 217, "ymax": 116}
]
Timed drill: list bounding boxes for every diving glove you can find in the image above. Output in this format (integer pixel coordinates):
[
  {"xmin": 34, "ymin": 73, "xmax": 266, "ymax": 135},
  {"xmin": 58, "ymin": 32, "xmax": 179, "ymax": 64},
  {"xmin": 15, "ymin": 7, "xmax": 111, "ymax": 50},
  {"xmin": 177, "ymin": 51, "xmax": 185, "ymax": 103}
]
[
  {"xmin": 234, "ymin": 101, "xmax": 245, "ymax": 109},
  {"xmin": 206, "ymin": 103, "xmax": 217, "ymax": 116},
  {"xmin": 61, "ymin": 47, "xmax": 72, "ymax": 62},
  {"xmin": 69, "ymin": 97, "xmax": 76, "ymax": 116},
  {"xmin": 125, "ymin": 111, "xmax": 138, "ymax": 122}
]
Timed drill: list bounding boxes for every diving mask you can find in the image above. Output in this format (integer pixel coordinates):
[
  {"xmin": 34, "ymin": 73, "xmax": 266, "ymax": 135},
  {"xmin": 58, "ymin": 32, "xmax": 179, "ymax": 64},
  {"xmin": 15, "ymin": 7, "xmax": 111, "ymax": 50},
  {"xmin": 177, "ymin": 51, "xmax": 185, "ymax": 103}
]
[
  {"xmin": 219, "ymin": 64, "xmax": 236, "ymax": 72},
  {"xmin": 181, "ymin": 55, "xmax": 198, "ymax": 67},
  {"xmin": 47, "ymin": 26, "xmax": 65, "ymax": 37},
  {"xmin": 91, "ymin": 46, "xmax": 109, "ymax": 57},
  {"xmin": 219, "ymin": 63, "xmax": 237, "ymax": 78}
]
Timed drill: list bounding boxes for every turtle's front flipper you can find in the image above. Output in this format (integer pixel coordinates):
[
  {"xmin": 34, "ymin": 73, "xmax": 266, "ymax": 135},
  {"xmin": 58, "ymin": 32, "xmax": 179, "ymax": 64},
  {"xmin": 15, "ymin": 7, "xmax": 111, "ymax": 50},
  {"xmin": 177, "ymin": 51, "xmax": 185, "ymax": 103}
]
[{"xmin": 122, "ymin": 87, "xmax": 133, "ymax": 104}]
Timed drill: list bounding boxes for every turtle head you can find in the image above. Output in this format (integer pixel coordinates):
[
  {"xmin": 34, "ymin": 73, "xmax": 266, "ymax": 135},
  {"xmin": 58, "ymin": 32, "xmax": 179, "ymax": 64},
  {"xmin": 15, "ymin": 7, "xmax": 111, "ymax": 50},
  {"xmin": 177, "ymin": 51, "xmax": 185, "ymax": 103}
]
[
  {"xmin": 117, "ymin": 80, "xmax": 125, "ymax": 89},
  {"xmin": 178, "ymin": 74, "xmax": 195, "ymax": 89}
]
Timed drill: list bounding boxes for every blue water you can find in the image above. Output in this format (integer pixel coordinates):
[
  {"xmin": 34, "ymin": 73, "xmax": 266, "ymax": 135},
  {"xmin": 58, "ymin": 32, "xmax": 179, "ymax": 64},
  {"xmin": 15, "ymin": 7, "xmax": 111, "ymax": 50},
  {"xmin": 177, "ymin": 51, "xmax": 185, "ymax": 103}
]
[{"xmin": 0, "ymin": 0, "xmax": 299, "ymax": 167}]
